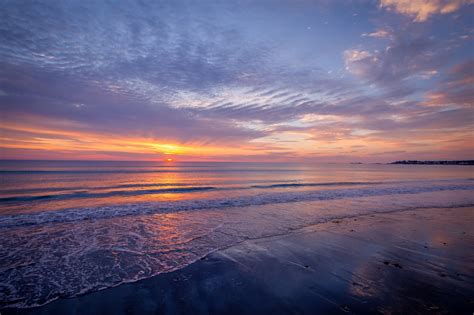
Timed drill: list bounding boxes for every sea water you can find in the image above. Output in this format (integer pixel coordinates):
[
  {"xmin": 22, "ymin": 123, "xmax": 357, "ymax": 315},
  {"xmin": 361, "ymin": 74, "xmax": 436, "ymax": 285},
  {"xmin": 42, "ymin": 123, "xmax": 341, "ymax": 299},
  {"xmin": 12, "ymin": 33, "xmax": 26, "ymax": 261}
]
[{"xmin": 0, "ymin": 161, "xmax": 473, "ymax": 308}]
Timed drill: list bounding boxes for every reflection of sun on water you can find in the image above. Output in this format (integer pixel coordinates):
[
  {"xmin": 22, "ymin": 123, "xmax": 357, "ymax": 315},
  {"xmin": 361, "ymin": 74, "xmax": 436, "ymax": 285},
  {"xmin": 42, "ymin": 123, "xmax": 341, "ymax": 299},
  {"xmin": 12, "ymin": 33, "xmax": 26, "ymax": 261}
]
[{"xmin": 146, "ymin": 165, "xmax": 195, "ymax": 202}]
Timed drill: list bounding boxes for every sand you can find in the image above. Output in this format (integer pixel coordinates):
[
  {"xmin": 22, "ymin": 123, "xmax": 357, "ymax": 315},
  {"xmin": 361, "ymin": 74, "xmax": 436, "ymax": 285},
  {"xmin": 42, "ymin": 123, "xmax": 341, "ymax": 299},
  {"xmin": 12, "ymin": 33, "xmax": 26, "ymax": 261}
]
[{"xmin": 3, "ymin": 206, "xmax": 474, "ymax": 315}]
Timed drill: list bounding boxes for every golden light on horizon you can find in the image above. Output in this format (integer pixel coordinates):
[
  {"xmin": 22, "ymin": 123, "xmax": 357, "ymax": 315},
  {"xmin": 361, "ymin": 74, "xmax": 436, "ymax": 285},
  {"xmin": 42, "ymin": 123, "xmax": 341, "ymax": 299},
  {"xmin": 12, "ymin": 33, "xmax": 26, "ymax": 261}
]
[{"xmin": 2, "ymin": 115, "xmax": 473, "ymax": 162}]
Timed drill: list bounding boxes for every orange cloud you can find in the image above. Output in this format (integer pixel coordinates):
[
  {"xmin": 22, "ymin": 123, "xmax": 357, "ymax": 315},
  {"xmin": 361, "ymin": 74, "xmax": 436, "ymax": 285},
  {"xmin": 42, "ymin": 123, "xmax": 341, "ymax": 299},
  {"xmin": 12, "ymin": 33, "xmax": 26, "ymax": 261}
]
[
  {"xmin": 0, "ymin": 120, "xmax": 269, "ymax": 161},
  {"xmin": 343, "ymin": 50, "xmax": 377, "ymax": 77},
  {"xmin": 379, "ymin": 0, "xmax": 473, "ymax": 22}
]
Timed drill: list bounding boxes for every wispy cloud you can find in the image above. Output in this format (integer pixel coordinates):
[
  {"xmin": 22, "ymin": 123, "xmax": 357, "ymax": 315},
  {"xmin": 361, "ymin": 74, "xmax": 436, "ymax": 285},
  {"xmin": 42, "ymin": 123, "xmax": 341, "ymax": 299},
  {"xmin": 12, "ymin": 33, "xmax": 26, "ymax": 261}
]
[{"xmin": 362, "ymin": 29, "xmax": 391, "ymax": 38}]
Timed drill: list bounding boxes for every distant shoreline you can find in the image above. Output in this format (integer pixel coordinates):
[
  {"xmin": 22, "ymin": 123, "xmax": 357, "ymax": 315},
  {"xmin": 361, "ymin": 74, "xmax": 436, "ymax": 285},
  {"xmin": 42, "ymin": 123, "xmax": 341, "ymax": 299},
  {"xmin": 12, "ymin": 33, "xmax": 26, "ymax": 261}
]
[{"xmin": 390, "ymin": 160, "xmax": 474, "ymax": 165}]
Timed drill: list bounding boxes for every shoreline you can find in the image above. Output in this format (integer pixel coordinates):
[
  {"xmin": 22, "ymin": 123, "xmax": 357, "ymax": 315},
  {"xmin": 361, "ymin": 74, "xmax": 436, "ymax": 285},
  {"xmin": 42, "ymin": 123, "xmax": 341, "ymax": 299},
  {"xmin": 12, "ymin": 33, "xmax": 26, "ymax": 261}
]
[{"xmin": 3, "ymin": 205, "xmax": 474, "ymax": 314}]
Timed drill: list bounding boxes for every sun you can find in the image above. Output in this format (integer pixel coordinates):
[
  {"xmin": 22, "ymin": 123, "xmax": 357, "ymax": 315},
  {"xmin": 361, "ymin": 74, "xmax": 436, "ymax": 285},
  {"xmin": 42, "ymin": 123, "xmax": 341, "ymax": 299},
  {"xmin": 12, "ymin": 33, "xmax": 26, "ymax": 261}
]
[{"xmin": 165, "ymin": 158, "xmax": 173, "ymax": 162}]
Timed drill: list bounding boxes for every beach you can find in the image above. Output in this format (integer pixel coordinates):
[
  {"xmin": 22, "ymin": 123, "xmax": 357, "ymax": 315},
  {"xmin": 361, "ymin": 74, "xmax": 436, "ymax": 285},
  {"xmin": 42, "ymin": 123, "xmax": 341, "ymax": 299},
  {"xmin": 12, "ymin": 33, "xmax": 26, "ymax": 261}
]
[{"xmin": 4, "ymin": 205, "xmax": 473, "ymax": 315}]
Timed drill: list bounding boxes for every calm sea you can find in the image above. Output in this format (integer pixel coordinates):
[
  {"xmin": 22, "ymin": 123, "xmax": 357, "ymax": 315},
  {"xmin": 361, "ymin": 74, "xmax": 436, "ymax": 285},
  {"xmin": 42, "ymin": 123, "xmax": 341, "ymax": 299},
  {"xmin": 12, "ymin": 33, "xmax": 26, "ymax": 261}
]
[{"xmin": 0, "ymin": 160, "xmax": 473, "ymax": 308}]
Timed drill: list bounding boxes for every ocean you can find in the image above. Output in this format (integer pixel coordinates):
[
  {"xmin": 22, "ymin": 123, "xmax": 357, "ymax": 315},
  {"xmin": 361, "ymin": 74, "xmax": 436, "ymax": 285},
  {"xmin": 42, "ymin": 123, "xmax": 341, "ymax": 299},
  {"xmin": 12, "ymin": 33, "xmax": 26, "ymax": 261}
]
[{"xmin": 0, "ymin": 160, "xmax": 473, "ymax": 308}]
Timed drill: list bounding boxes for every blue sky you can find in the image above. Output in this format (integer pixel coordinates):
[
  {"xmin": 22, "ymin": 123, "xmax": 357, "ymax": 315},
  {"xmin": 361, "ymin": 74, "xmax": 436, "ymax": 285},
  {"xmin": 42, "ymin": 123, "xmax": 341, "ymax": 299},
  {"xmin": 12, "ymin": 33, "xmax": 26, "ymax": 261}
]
[{"xmin": 0, "ymin": 0, "xmax": 473, "ymax": 161}]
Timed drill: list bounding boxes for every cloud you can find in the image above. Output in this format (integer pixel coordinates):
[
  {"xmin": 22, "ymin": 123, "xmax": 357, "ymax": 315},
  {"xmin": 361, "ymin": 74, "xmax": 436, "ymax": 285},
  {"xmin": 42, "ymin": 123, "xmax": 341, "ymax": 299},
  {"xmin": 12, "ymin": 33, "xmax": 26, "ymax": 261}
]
[
  {"xmin": 379, "ymin": 0, "xmax": 473, "ymax": 22},
  {"xmin": 0, "ymin": 1, "xmax": 273, "ymax": 144},
  {"xmin": 344, "ymin": 50, "xmax": 378, "ymax": 77},
  {"xmin": 423, "ymin": 60, "xmax": 474, "ymax": 107},
  {"xmin": 343, "ymin": 29, "xmax": 447, "ymax": 90},
  {"xmin": 362, "ymin": 29, "xmax": 391, "ymax": 38}
]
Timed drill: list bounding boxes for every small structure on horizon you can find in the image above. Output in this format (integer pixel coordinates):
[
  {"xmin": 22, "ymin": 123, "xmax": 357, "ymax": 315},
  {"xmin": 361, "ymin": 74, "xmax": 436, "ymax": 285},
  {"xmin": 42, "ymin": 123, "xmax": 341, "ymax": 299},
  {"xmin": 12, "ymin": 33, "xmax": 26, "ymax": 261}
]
[{"xmin": 390, "ymin": 160, "xmax": 474, "ymax": 165}]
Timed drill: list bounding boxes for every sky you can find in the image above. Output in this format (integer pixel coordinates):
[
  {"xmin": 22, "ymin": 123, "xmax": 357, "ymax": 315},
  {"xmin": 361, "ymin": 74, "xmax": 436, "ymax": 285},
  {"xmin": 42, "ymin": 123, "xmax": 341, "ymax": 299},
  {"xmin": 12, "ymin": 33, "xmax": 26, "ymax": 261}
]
[{"xmin": 0, "ymin": 0, "xmax": 473, "ymax": 162}]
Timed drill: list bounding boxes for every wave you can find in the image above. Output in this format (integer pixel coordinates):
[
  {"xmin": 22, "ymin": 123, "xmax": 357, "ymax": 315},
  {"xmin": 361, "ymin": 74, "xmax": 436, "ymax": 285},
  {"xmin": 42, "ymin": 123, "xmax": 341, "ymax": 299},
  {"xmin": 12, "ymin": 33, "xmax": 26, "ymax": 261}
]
[
  {"xmin": 0, "ymin": 186, "xmax": 216, "ymax": 203},
  {"xmin": 250, "ymin": 181, "xmax": 385, "ymax": 188},
  {"xmin": 0, "ymin": 179, "xmax": 303, "ymax": 196},
  {"xmin": 0, "ymin": 183, "xmax": 197, "ymax": 195},
  {"xmin": 0, "ymin": 180, "xmax": 381, "ymax": 203},
  {"xmin": 0, "ymin": 182, "xmax": 472, "ymax": 228},
  {"xmin": 0, "ymin": 168, "xmax": 302, "ymax": 174},
  {"xmin": 0, "ymin": 179, "xmax": 463, "ymax": 204}
]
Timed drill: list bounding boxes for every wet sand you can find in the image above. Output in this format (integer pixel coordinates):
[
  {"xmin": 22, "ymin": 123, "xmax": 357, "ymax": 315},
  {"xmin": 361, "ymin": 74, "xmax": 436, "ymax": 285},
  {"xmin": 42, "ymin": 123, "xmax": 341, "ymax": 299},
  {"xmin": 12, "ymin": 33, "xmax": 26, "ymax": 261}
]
[{"xmin": 4, "ymin": 206, "xmax": 474, "ymax": 315}]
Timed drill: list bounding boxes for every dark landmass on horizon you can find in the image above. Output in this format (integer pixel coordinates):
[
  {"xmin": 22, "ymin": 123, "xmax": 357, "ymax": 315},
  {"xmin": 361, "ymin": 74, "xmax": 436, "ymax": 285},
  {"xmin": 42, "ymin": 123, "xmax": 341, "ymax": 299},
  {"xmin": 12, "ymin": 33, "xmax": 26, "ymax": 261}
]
[{"xmin": 390, "ymin": 160, "xmax": 474, "ymax": 165}]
